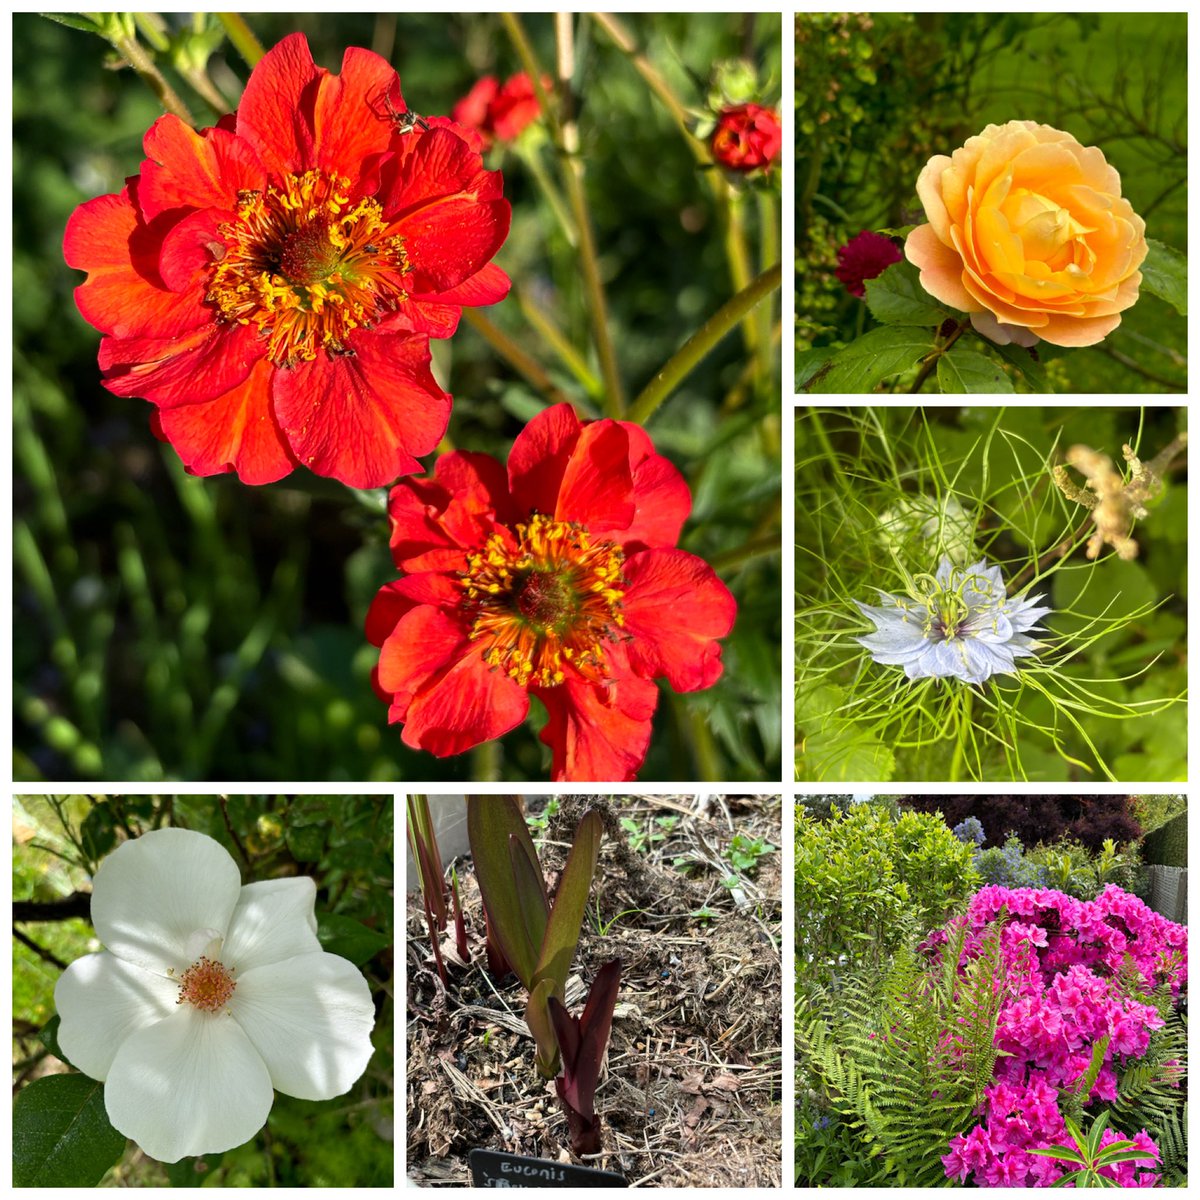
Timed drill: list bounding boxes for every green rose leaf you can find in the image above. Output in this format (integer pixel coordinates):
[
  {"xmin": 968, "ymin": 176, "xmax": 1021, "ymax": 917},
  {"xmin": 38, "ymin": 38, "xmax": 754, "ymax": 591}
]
[
  {"xmin": 936, "ymin": 348, "xmax": 1014, "ymax": 394},
  {"xmin": 1140, "ymin": 239, "xmax": 1187, "ymax": 316},
  {"xmin": 989, "ymin": 339, "xmax": 1052, "ymax": 393},
  {"xmin": 804, "ymin": 327, "xmax": 932, "ymax": 393},
  {"xmin": 864, "ymin": 260, "xmax": 954, "ymax": 327},
  {"xmin": 317, "ymin": 913, "xmax": 388, "ymax": 966},
  {"xmin": 13, "ymin": 1074, "xmax": 127, "ymax": 1187}
]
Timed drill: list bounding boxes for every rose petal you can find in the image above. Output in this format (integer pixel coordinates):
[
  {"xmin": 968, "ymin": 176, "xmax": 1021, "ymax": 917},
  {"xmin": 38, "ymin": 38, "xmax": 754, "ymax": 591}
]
[
  {"xmin": 90, "ymin": 828, "xmax": 243, "ymax": 974},
  {"xmin": 223, "ymin": 877, "xmax": 322, "ymax": 974},
  {"xmin": 104, "ymin": 1006, "xmax": 274, "ymax": 1162},
  {"xmin": 231, "ymin": 951, "xmax": 375, "ymax": 1100},
  {"xmin": 54, "ymin": 951, "xmax": 179, "ymax": 1081}
]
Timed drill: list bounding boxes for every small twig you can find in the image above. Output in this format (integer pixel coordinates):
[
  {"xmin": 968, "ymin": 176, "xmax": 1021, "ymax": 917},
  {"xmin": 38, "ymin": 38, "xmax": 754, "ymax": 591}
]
[
  {"xmin": 13, "ymin": 892, "xmax": 92, "ymax": 923},
  {"xmin": 218, "ymin": 797, "xmax": 251, "ymax": 871},
  {"xmin": 13, "ymin": 927, "xmax": 68, "ymax": 970}
]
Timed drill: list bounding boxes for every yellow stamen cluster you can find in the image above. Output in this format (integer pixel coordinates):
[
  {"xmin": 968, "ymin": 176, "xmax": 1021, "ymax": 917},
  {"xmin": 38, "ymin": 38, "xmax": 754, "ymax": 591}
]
[
  {"xmin": 460, "ymin": 514, "xmax": 626, "ymax": 688},
  {"xmin": 205, "ymin": 170, "xmax": 410, "ymax": 366},
  {"xmin": 176, "ymin": 955, "xmax": 237, "ymax": 1013}
]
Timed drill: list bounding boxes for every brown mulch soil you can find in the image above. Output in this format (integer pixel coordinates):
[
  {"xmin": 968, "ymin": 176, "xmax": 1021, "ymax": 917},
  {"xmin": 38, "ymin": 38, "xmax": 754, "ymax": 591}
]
[{"xmin": 406, "ymin": 795, "xmax": 782, "ymax": 1188}]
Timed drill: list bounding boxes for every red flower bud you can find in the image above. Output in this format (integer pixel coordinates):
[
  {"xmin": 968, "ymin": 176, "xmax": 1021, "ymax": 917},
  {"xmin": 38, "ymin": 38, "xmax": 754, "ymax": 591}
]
[{"xmin": 710, "ymin": 103, "xmax": 782, "ymax": 173}]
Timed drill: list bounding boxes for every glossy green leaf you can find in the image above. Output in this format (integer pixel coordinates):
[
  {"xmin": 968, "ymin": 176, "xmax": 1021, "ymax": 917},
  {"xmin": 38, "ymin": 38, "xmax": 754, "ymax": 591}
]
[
  {"xmin": 13, "ymin": 1074, "xmax": 127, "ymax": 1186},
  {"xmin": 864, "ymin": 260, "xmax": 953, "ymax": 327},
  {"xmin": 804, "ymin": 326, "xmax": 932, "ymax": 393},
  {"xmin": 989, "ymin": 339, "xmax": 1052, "ymax": 392},
  {"xmin": 316, "ymin": 914, "xmax": 388, "ymax": 966},
  {"xmin": 467, "ymin": 797, "xmax": 545, "ymax": 987},
  {"xmin": 533, "ymin": 810, "xmax": 602, "ymax": 995},
  {"xmin": 38, "ymin": 1015, "xmax": 73, "ymax": 1068},
  {"xmin": 1141, "ymin": 238, "xmax": 1187, "ymax": 315},
  {"xmin": 80, "ymin": 802, "xmax": 116, "ymax": 863},
  {"xmin": 936, "ymin": 348, "xmax": 1014, "ymax": 393}
]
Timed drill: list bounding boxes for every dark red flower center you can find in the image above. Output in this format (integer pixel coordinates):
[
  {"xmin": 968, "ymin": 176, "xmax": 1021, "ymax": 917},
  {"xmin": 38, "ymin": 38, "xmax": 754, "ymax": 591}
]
[
  {"xmin": 206, "ymin": 170, "xmax": 411, "ymax": 367},
  {"xmin": 176, "ymin": 955, "xmax": 236, "ymax": 1013},
  {"xmin": 460, "ymin": 514, "xmax": 626, "ymax": 688}
]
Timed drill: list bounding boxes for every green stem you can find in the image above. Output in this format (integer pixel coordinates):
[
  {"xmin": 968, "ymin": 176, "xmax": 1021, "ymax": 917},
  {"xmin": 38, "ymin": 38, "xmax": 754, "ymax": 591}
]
[
  {"xmin": 180, "ymin": 65, "xmax": 232, "ymax": 116},
  {"xmin": 907, "ymin": 319, "xmax": 968, "ymax": 393},
  {"xmin": 462, "ymin": 309, "xmax": 573, "ymax": 408},
  {"xmin": 109, "ymin": 32, "xmax": 196, "ymax": 125},
  {"xmin": 471, "ymin": 738, "xmax": 501, "ymax": 783},
  {"xmin": 710, "ymin": 534, "xmax": 779, "ymax": 572},
  {"xmin": 628, "ymin": 262, "xmax": 781, "ymax": 425},
  {"xmin": 513, "ymin": 141, "xmax": 576, "ymax": 247},
  {"xmin": 723, "ymin": 187, "xmax": 758, "ymax": 360},
  {"xmin": 218, "ymin": 12, "xmax": 264, "ymax": 68},
  {"xmin": 517, "ymin": 289, "xmax": 601, "ymax": 396},
  {"xmin": 503, "ymin": 12, "xmax": 624, "ymax": 417}
]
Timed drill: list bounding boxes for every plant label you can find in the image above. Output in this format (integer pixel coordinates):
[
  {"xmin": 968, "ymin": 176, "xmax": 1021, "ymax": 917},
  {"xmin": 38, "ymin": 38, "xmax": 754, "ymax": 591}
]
[{"xmin": 467, "ymin": 1149, "xmax": 626, "ymax": 1188}]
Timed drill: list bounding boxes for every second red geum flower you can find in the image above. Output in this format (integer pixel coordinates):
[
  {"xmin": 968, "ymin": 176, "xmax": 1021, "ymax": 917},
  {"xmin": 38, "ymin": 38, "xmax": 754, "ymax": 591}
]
[
  {"xmin": 63, "ymin": 32, "xmax": 512, "ymax": 488},
  {"xmin": 366, "ymin": 404, "xmax": 737, "ymax": 781}
]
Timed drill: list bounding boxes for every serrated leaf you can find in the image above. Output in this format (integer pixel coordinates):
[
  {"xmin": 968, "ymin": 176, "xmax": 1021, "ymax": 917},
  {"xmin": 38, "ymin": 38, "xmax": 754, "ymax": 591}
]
[
  {"xmin": 316, "ymin": 914, "xmax": 387, "ymax": 966},
  {"xmin": 796, "ymin": 347, "xmax": 835, "ymax": 389},
  {"xmin": 988, "ymin": 339, "xmax": 1052, "ymax": 392},
  {"xmin": 864, "ymin": 261, "xmax": 954, "ymax": 327},
  {"xmin": 13, "ymin": 1074, "xmax": 127, "ymax": 1186},
  {"xmin": 1140, "ymin": 239, "xmax": 1187, "ymax": 316},
  {"xmin": 936, "ymin": 348, "xmax": 1014, "ymax": 393},
  {"xmin": 804, "ymin": 326, "xmax": 933, "ymax": 393}
]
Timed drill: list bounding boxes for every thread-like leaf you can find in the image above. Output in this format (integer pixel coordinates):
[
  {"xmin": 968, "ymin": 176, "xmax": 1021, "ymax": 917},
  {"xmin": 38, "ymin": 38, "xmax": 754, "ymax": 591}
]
[{"xmin": 533, "ymin": 809, "xmax": 602, "ymax": 994}]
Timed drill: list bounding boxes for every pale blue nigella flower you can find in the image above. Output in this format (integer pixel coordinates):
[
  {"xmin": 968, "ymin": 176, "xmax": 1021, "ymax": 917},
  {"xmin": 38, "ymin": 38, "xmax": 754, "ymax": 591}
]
[{"xmin": 855, "ymin": 556, "xmax": 1051, "ymax": 685}]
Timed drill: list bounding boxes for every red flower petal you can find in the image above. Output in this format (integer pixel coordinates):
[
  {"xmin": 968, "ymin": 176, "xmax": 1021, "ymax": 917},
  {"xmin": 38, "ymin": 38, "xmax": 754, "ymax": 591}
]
[
  {"xmin": 310, "ymin": 46, "xmax": 404, "ymax": 175},
  {"xmin": 535, "ymin": 664, "xmax": 658, "ymax": 782},
  {"xmin": 63, "ymin": 186, "xmax": 208, "ymax": 339},
  {"xmin": 98, "ymin": 320, "xmax": 263, "ymax": 407},
  {"xmin": 620, "ymin": 548, "xmax": 737, "ymax": 691},
  {"xmin": 157, "ymin": 208, "xmax": 231, "ymax": 292},
  {"xmin": 451, "ymin": 77, "xmax": 500, "ymax": 143},
  {"xmin": 152, "ymin": 359, "xmax": 296, "ymax": 484},
  {"xmin": 138, "ymin": 115, "xmax": 267, "ymax": 222},
  {"xmin": 553, "ymin": 420, "xmax": 636, "ymax": 532},
  {"xmin": 392, "ymin": 261, "xmax": 513, "ymax": 336},
  {"xmin": 388, "ymin": 449, "xmax": 511, "ymax": 572},
  {"xmin": 271, "ymin": 327, "xmax": 450, "ymax": 488},
  {"xmin": 235, "ymin": 31, "xmax": 321, "ymax": 177},
  {"xmin": 507, "ymin": 402, "xmax": 583, "ymax": 515},
  {"xmin": 620, "ymin": 422, "xmax": 692, "ymax": 549},
  {"xmin": 378, "ymin": 607, "xmax": 528, "ymax": 755},
  {"xmin": 380, "ymin": 129, "xmax": 511, "ymax": 293}
]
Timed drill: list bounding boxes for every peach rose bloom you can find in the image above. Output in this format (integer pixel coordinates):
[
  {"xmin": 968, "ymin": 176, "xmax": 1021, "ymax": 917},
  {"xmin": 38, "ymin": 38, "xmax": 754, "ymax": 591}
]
[{"xmin": 905, "ymin": 120, "xmax": 1147, "ymax": 348}]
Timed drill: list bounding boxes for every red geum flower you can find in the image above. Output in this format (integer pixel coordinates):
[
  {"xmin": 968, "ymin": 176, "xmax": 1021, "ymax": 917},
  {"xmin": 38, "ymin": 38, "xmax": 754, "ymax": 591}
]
[
  {"xmin": 452, "ymin": 72, "xmax": 546, "ymax": 148},
  {"xmin": 366, "ymin": 404, "xmax": 737, "ymax": 781},
  {"xmin": 710, "ymin": 103, "xmax": 782, "ymax": 173},
  {"xmin": 834, "ymin": 230, "xmax": 903, "ymax": 298},
  {"xmin": 62, "ymin": 32, "xmax": 512, "ymax": 488}
]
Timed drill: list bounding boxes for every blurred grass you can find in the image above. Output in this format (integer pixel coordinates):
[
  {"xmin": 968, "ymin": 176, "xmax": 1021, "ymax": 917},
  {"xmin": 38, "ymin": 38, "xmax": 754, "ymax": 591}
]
[
  {"xmin": 795, "ymin": 13, "xmax": 1186, "ymax": 393},
  {"xmin": 13, "ymin": 13, "xmax": 782, "ymax": 782}
]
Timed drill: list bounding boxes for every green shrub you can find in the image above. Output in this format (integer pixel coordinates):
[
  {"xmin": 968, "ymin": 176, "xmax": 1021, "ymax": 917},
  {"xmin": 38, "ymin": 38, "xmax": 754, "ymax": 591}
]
[
  {"xmin": 1024, "ymin": 837, "xmax": 1146, "ymax": 900},
  {"xmin": 795, "ymin": 802, "xmax": 980, "ymax": 991},
  {"xmin": 1142, "ymin": 810, "xmax": 1188, "ymax": 867}
]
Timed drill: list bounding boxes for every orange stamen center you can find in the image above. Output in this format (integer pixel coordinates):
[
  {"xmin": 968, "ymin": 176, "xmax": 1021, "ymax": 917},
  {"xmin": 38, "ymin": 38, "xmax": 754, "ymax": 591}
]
[
  {"xmin": 205, "ymin": 171, "xmax": 410, "ymax": 367},
  {"xmin": 176, "ymin": 955, "xmax": 237, "ymax": 1013},
  {"xmin": 460, "ymin": 514, "xmax": 626, "ymax": 688}
]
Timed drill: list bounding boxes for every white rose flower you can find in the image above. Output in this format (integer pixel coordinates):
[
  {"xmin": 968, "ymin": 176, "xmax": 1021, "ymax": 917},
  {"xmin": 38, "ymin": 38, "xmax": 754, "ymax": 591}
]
[{"xmin": 54, "ymin": 828, "xmax": 377, "ymax": 1163}]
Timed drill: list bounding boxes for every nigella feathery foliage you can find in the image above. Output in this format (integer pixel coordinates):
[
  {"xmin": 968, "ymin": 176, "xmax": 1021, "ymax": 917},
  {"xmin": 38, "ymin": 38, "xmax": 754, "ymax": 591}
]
[
  {"xmin": 795, "ymin": 920, "xmax": 1007, "ymax": 1187},
  {"xmin": 796, "ymin": 406, "xmax": 1184, "ymax": 783}
]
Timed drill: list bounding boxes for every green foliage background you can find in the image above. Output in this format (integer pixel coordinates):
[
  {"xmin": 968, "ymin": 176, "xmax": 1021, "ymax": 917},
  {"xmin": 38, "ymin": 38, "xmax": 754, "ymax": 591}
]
[
  {"xmin": 796, "ymin": 13, "xmax": 1187, "ymax": 392},
  {"xmin": 13, "ymin": 12, "xmax": 782, "ymax": 783},
  {"xmin": 12, "ymin": 795, "xmax": 393, "ymax": 1187}
]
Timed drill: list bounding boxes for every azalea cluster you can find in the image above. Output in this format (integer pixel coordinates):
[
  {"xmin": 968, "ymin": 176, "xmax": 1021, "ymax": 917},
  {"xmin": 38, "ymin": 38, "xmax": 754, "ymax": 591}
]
[{"xmin": 937, "ymin": 885, "xmax": 1186, "ymax": 1187}]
